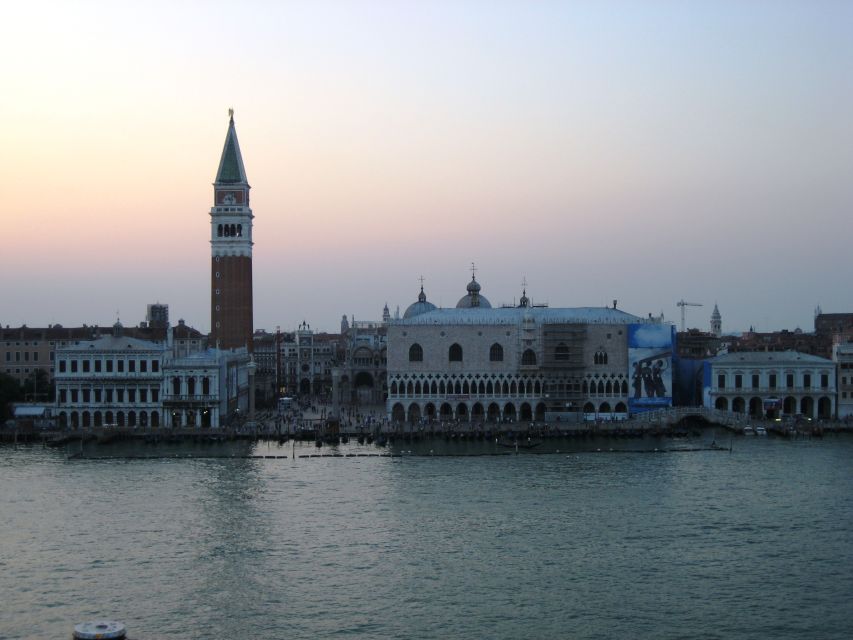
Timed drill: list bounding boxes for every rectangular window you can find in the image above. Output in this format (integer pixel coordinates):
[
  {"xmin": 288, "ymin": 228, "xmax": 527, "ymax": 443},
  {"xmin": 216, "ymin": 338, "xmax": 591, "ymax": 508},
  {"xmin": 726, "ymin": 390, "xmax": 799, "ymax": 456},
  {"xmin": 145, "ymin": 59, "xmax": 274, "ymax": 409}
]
[
  {"xmin": 59, "ymin": 360, "xmax": 66, "ymax": 373},
  {"xmin": 151, "ymin": 389, "xmax": 159, "ymax": 402},
  {"xmin": 117, "ymin": 389, "xmax": 124, "ymax": 402},
  {"xmin": 106, "ymin": 389, "xmax": 113, "ymax": 402},
  {"xmin": 95, "ymin": 360, "xmax": 102, "ymax": 372},
  {"xmin": 95, "ymin": 389, "xmax": 102, "ymax": 403},
  {"xmin": 82, "ymin": 360, "xmax": 90, "ymax": 372},
  {"xmin": 803, "ymin": 374, "xmax": 811, "ymax": 389},
  {"xmin": 60, "ymin": 389, "xmax": 67, "ymax": 403},
  {"xmin": 821, "ymin": 374, "xmax": 829, "ymax": 389},
  {"xmin": 33, "ymin": 352, "xmax": 39, "ymax": 362},
  {"xmin": 128, "ymin": 360, "xmax": 136, "ymax": 373},
  {"xmin": 128, "ymin": 389, "xmax": 136, "ymax": 403},
  {"xmin": 106, "ymin": 360, "xmax": 113, "ymax": 373},
  {"xmin": 140, "ymin": 389, "xmax": 147, "ymax": 402},
  {"xmin": 71, "ymin": 360, "xmax": 78, "ymax": 373},
  {"xmin": 769, "ymin": 374, "xmax": 777, "ymax": 389},
  {"xmin": 787, "ymin": 374, "xmax": 794, "ymax": 388},
  {"xmin": 16, "ymin": 352, "xmax": 21, "ymax": 361},
  {"xmin": 24, "ymin": 352, "xmax": 29, "ymax": 361},
  {"xmin": 71, "ymin": 389, "xmax": 78, "ymax": 403},
  {"xmin": 152, "ymin": 360, "xmax": 159, "ymax": 373},
  {"xmin": 752, "ymin": 374, "xmax": 759, "ymax": 389},
  {"xmin": 82, "ymin": 389, "xmax": 90, "ymax": 403},
  {"xmin": 140, "ymin": 360, "xmax": 147, "ymax": 373},
  {"xmin": 50, "ymin": 352, "xmax": 55, "ymax": 362},
  {"xmin": 118, "ymin": 360, "xmax": 124, "ymax": 373},
  {"xmin": 734, "ymin": 374, "xmax": 742, "ymax": 389},
  {"xmin": 4, "ymin": 352, "xmax": 9, "ymax": 362}
]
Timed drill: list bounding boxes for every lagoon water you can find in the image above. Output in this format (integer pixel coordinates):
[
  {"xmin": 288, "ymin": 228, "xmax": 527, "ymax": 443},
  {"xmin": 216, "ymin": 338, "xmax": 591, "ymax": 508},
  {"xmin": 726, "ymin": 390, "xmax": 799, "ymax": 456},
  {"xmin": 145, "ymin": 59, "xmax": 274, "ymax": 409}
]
[{"xmin": 2, "ymin": 436, "xmax": 853, "ymax": 639}]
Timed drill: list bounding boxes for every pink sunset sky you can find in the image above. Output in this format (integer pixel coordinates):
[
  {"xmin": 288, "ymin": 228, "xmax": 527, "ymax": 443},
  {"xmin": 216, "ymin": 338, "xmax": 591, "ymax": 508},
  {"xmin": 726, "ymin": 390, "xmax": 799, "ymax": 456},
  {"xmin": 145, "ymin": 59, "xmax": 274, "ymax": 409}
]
[{"xmin": 1, "ymin": 1, "xmax": 851, "ymax": 334}]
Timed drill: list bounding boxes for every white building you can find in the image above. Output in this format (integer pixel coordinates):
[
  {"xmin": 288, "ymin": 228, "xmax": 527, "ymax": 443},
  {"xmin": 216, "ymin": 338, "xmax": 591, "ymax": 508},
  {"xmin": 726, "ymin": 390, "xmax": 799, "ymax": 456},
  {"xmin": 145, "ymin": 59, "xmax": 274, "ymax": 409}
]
[
  {"xmin": 704, "ymin": 351, "xmax": 836, "ymax": 419},
  {"xmin": 386, "ymin": 278, "xmax": 665, "ymax": 424},
  {"xmin": 54, "ymin": 321, "xmax": 251, "ymax": 429}
]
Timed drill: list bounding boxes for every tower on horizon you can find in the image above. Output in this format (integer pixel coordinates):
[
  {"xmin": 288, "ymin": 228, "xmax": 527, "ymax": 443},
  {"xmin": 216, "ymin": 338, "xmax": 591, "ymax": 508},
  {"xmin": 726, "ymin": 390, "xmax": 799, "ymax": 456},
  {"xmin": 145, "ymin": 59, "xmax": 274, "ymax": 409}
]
[{"xmin": 210, "ymin": 111, "xmax": 254, "ymax": 352}]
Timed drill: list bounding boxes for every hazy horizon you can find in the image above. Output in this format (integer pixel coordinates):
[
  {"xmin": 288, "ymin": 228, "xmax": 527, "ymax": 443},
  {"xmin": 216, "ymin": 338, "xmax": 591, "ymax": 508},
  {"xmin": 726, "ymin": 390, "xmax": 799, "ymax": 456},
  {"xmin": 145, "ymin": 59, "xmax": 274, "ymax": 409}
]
[{"xmin": 2, "ymin": 1, "xmax": 851, "ymax": 335}]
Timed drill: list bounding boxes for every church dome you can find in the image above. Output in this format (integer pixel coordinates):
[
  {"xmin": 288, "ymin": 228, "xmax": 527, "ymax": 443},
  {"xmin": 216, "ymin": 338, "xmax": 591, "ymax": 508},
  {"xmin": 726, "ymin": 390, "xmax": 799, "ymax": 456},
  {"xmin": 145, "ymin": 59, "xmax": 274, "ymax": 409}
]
[
  {"xmin": 403, "ymin": 287, "xmax": 437, "ymax": 319},
  {"xmin": 456, "ymin": 276, "xmax": 491, "ymax": 309}
]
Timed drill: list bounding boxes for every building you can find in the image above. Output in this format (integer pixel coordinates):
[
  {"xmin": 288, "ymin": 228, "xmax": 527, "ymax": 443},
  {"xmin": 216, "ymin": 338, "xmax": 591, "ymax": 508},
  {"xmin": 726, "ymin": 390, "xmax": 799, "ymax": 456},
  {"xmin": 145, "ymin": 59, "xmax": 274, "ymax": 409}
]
[
  {"xmin": 833, "ymin": 342, "xmax": 853, "ymax": 419},
  {"xmin": 54, "ymin": 322, "xmax": 168, "ymax": 429},
  {"xmin": 146, "ymin": 304, "xmax": 169, "ymax": 329},
  {"xmin": 332, "ymin": 312, "xmax": 388, "ymax": 408},
  {"xmin": 210, "ymin": 111, "xmax": 254, "ymax": 352},
  {"xmin": 703, "ymin": 351, "xmax": 836, "ymax": 419},
  {"xmin": 386, "ymin": 277, "xmax": 671, "ymax": 424}
]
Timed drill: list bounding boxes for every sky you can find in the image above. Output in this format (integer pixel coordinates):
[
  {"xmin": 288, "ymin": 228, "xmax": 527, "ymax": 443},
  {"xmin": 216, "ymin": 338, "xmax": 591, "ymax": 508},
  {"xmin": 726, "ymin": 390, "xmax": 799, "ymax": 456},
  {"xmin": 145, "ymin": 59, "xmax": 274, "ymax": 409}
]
[{"xmin": 1, "ymin": 0, "xmax": 851, "ymax": 335}]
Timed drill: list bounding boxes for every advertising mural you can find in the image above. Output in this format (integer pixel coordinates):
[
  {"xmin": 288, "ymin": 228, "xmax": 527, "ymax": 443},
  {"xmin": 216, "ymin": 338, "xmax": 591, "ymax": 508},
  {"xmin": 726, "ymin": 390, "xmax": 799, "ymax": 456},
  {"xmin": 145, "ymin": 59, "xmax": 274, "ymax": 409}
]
[{"xmin": 628, "ymin": 324, "xmax": 675, "ymax": 413}]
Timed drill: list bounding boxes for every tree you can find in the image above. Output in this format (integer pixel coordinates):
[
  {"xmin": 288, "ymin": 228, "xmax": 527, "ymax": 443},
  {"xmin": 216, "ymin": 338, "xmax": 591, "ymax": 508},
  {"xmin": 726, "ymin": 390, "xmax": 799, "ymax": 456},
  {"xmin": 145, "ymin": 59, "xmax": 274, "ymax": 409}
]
[
  {"xmin": 0, "ymin": 373, "xmax": 24, "ymax": 421},
  {"xmin": 22, "ymin": 369, "xmax": 52, "ymax": 403}
]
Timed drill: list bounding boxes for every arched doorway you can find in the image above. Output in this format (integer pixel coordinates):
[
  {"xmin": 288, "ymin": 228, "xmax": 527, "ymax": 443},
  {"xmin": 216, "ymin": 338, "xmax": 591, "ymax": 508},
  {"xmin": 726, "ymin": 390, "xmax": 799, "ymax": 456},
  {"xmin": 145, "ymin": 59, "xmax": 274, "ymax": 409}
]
[
  {"xmin": 715, "ymin": 397, "xmax": 728, "ymax": 411},
  {"xmin": 392, "ymin": 403, "xmax": 405, "ymax": 424},
  {"xmin": 424, "ymin": 403, "xmax": 436, "ymax": 421},
  {"xmin": 299, "ymin": 378, "xmax": 311, "ymax": 395},
  {"xmin": 582, "ymin": 402, "xmax": 595, "ymax": 417},
  {"xmin": 71, "ymin": 412, "xmax": 79, "ymax": 429},
  {"xmin": 599, "ymin": 402, "xmax": 611, "ymax": 415},
  {"xmin": 201, "ymin": 410, "xmax": 211, "ymax": 428},
  {"xmin": 354, "ymin": 371, "xmax": 375, "ymax": 404},
  {"xmin": 535, "ymin": 402, "xmax": 546, "ymax": 421},
  {"xmin": 94, "ymin": 411, "xmax": 102, "ymax": 427},
  {"xmin": 82, "ymin": 411, "xmax": 90, "ymax": 428},
  {"xmin": 615, "ymin": 402, "xmax": 627, "ymax": 414},
  {"xmin": 456, "ymin": 403, "xmax": 468, "ymax": 421},
  {"xmin": 732, "ymin": 397, "xmax": 745, "ymax": 413},
  {"xmin": 407, "ymin": 403, "xmax": 421, "ymax": 424},
  {"xmin": 783, "ymin": 396, "xmax": 796, "ymax": 415},
  {"xmin": 520, "ymin": 402, "xmax": 532, "ymax": 420},
  {"xmin": 818, "ymin": 396, "xmax": 832, "ymax": 419},
  {"xmin": 800, "ymin": 396, "xmax": 814, "ymax": 418},
  {"xmin": 503, "ymin": 403, "xmax": 516, "ymax": 421},
  {"xmin": 151, "ymin": 411, "xmax": 160, "ymax": 428},
  {"xmin": 749, "ymin": 397, "xmax": 763, "ymax": 418},
  {"xmin": 487, "ymin": 403, "xmax": 500, "ymax": 421},
  {"xmin": 471, "ymin": 402, "xmax": 484, "ymax": 422},
  {"xmin": 440, "ymin": 403, "xmax": 453, "ymax": 419}
]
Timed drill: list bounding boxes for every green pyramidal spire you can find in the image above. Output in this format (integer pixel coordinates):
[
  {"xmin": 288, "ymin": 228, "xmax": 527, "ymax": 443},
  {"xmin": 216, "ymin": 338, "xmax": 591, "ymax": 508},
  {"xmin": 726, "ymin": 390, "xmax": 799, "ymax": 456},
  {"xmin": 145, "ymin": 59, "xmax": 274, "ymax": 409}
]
[{"xmin": 215, "ymin": 110, "xmax": 248, "ymax": 184}]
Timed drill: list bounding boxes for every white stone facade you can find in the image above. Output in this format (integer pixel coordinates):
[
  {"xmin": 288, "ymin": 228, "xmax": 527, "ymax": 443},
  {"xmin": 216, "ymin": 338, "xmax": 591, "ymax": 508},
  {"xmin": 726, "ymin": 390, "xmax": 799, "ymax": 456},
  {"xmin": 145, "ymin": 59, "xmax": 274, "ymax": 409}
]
[
  {"xmin": 833, "ymin": 343, "xmax": 853, "ymax": 419},
  {"xmin": 704, "ymin": 351, "xmax": 836, "ymax": 419}
]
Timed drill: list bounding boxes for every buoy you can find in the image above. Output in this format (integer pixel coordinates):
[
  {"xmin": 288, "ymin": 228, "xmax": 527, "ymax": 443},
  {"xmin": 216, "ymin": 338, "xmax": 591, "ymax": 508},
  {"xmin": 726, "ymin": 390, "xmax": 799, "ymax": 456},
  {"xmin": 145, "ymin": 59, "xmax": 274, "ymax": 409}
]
[{"xmin": 73, "ymin": 620, "xmax": 126, "ymax": 639}]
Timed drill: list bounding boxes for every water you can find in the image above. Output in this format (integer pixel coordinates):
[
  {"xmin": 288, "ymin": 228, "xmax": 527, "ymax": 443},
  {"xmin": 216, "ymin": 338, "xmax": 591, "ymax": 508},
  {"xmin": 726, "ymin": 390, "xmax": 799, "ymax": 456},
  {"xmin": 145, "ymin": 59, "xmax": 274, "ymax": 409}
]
[{"xmin": 2, "ymin": 435, "xmax": 853, "ymax": 639}]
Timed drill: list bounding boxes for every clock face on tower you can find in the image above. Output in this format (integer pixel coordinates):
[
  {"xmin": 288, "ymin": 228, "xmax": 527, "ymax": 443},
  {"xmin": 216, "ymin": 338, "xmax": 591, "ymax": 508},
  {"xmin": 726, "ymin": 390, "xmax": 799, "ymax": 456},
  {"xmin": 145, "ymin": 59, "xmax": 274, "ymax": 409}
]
[{"xmin": 222, "ymin": 193, "xmax": 236, "ymax": 205}]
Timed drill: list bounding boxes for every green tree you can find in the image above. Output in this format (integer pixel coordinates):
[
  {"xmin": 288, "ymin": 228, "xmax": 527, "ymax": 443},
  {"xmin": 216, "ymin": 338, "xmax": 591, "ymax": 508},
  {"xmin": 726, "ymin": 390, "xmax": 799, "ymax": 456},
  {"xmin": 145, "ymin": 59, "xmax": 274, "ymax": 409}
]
[
  {"xmin": 0, "ymin": 373, "xmax": 24, "ymax": 421},
  {"xmin": 22, "ymin": 369, "xmax": 52, "ymax": 403}
]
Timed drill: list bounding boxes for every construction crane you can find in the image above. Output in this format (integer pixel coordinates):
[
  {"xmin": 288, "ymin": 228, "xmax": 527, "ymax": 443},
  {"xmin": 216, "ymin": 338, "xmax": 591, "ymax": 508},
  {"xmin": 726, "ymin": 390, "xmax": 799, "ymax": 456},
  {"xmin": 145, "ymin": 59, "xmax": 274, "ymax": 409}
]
[{"xmin": 676, "ymin": 300, "xmax": 703, "ymax": 332}]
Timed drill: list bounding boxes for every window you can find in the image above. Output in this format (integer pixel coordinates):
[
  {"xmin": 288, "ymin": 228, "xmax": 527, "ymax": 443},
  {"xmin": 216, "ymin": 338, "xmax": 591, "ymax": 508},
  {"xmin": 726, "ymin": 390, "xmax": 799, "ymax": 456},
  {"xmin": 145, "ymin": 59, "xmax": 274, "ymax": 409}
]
[
  {"xmin": 106, "ymin": 360, "xmax": 113, "ymax": 373},
  {"xmin": 140, "ymin": 389, "xmax": 147, "ymax": 402},
  {"xmin": 734, "ymin": 374, "xmax": 742, "ymax": 389},
  {"xmin": 33, "ymin": 352, "xmax": 38, "ymax": 362},
  {"xmin": 151, "ymin": 389, "xmax": 159, "ymax": 402},
  {"xmin": 449, "ymin": 343, "xmax": 463, "ymax": 362},
  {"xmin": 803, "ymin": 374, "xmax": 811, "ymax": 389},
  {"xmin": 786, "ymin": 374, "xmax": 794, "ymax": 388},
  {"xmin": 82, "ymin": 389, "xmax": 90, "ymax": 403},
  {"xmin": 554, "ymin": 343, "xmax": 569, "ymax": 361},
  {"xmin": 140, "ymin": 360, "xmax": 147, "ymax": 373},
  {"xmin": 752, "ymin": 374, "xmax": 759, "ymax": 389},
  {"xmin": 409, "ymin": 344, "xmax": 423, "ymax": 362},
  {"xmin": 95, "ymin": 360, "xmax": 102, "ymax": 373},
  {"xmin": 106, "ymin": 389, "xmax": 113, "ymax": 402},
  {"xmin": 118, "ymin": 360, "xmax": 124, "ymax": 373},
  {"xmin": 522, "ymin": 349, "xmax": 537, "ymax": 366},
  {"xmin": 60, "ymin": 389, "xmax": 67, "ymax": 403},
  {"xmin": 24, "ymin": 352, "xmax": 29, "ymax": 362},
  {"xmin": 71, "ymin": 389, "xmax": 78, "ymax": 403},
  {"xmin": 152, "ymin": 360, "xmax": 159, "ymax": 373},
  {"xmin": 117, "ymin": 389, "xmax": 124, "ymax": 402},
  {"xmin": 594, "ymin": 351, "xmax": 608, "ymax": 365},
  {"xmin": 82, "ymin": 360, "xmax": 90, "ymax": 372},
  {"xmin": 128, "ymin": 389, "xmax": 136, "ymax": 403},
  {"xmin": 769, "ymin": 374, "xmax": 777, "ymax": 389},
  {"xmin": 71, "ymin": 360, "xmax": 78, "ymax": 373},
  {"xmin": 717, "ymin": 374, "xmax": 725, "ymax": 389},
  {"xmin": 95, "ymin": 389, "xmax": 102, "ymax": 403},
  {"xmin": 821, "ymin": 374, "xmax": 828, "ymax": 389},
  {"xmin": 128, "ymin": 360, "xmax": 136, "ymax": 373},
  {"xmin": 4, "ymin": 353, "xmax": 9, "ymax": 362},
  {"xmin": 59, "ymin": 360, "xmax": 66, "ymax": 373}
]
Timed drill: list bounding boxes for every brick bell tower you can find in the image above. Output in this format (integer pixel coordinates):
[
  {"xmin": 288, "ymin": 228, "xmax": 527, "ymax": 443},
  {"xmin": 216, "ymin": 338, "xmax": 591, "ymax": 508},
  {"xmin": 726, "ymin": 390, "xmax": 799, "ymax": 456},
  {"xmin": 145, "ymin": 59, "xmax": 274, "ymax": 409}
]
[{"xmin": 210, "ymin": 110, "xmax": 253, "ymax": 352}]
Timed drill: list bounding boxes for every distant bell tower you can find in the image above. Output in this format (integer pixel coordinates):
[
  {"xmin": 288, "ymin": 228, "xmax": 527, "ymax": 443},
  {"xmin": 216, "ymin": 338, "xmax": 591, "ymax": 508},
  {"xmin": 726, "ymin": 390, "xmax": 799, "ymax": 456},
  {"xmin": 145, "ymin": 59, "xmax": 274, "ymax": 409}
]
[
  {"xmin": 210, "ymin": 110, "xmax": 254, "ymax": 352},
  {"xmin": 710, "ymin": 304, "xmax": 722, "ymax": 338}
]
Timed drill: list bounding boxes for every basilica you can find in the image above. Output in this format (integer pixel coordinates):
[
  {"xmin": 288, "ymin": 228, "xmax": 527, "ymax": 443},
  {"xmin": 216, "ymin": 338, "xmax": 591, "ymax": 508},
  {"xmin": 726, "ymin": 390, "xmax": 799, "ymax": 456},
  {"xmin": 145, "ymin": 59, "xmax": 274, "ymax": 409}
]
[{"xmin": 386, "ymin": 275, "xmax": 669, "ymax": 424}]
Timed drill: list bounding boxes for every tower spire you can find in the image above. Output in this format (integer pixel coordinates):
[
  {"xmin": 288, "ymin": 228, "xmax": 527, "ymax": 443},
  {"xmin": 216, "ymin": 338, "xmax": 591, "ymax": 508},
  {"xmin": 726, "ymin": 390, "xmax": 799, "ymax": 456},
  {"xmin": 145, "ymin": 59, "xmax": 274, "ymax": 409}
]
[{"xmin": 215, "ymin": 110, "xmax": 248, "ymax": 185}]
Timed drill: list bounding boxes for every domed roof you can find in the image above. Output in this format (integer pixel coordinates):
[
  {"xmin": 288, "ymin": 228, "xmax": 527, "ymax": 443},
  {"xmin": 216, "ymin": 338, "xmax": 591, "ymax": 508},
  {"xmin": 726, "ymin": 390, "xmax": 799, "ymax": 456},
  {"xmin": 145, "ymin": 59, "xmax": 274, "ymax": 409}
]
[
  {"xmin": 403, "ymin": 287, "xmax": 437, "ymax": 319},
  {"xmin": 456, "ymin": 276, "xmax": 491, "ymax": 309}
]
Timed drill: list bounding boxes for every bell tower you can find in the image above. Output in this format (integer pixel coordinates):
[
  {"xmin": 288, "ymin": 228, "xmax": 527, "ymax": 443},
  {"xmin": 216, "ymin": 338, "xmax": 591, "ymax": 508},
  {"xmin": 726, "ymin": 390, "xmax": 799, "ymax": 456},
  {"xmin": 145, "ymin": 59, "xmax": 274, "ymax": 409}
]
[{"xmin": 210, "ymin": 110, "xmax": 254, "ymax": 352}]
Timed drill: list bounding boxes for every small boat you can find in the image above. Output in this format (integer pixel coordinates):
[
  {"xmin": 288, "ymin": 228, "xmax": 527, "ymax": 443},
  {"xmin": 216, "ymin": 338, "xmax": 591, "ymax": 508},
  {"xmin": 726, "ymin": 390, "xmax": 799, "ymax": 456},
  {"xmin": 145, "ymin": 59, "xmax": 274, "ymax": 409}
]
[
  {"xmin": 743, "ymin": 426, "xmax": 755, "ymax": 436},
  {"xmin": 755, "ymin": 426, "xmax": 767, "ymax": 436},
  {"xmin": 497, "ymin": 437, "xmax": 542, "ymax": 449}
]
